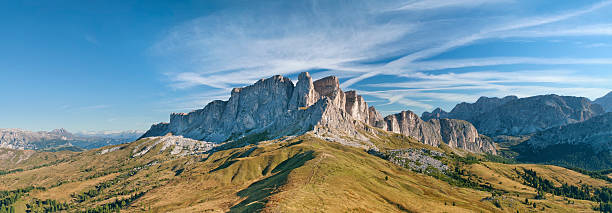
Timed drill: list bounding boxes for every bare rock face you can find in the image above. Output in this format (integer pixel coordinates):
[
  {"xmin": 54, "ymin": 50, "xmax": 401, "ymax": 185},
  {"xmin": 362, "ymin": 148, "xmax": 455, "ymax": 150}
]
[
  {"xmin": 449, "ymin": 96, "xmax": 518, "ymax": 122},
  {"xmin": 473, "ymin": 95, "xmax": 603, "ymax": 136},
  {"xmin": 313, "ymin": 76, "xmax": 346, "ymax": 112},
  {"xmin": 384, "ymin": 111, "xmax": 442, "ymax": 147},
  {"xmin": 379, "ymin": 111, "xmax": 497, "ymax": 154},
  {"xmin": 421, "ymin": 107, "xmax": 449, "ymax": 121},
  {"xmin": 131, "ymin": 135, "xmax": 215, "ymax": 157},
  {"xmin": 368, "ymin": 106, "xmax": 387, "ymax": 129},
  {"xmin": 438, "ymin": 119, "xmax": 496, "ymax": 154},
  {"xmin": 142, "ymin": 72, "xmax": 496, "ymax": 154},
  {"xmin": 288, "ymin": 72, "xmax": 319, "ymax": 110},
  {"xmin": 345, "ymin": 91, "xmax": 369, "ymax": 123},
  {"xmin": 426, "ymin": 95, "xmax": 605, "ymax": 136}
]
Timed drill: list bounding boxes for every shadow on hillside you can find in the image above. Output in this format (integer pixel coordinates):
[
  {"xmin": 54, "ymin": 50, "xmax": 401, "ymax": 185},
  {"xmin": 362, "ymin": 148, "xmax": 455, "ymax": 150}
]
[{"xmin": 229, "ymin": 150, "xmax": 315, "ymax": 213}]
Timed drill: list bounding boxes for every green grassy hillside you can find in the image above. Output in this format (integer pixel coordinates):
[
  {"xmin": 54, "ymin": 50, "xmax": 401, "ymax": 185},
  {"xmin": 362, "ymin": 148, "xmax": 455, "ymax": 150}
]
[{"xmin": 0, "ymin": 133, "xmax": 610, "ymax": 212}]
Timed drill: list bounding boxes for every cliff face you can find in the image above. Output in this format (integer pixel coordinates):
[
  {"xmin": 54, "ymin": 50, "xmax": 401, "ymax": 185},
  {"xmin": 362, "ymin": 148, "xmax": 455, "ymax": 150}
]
[
  {"xmin": 449, "ymin": 96, "xmax": 518, "ymax": 122},
  {"xmin": 382, "ymin": 111, "xmax": 496, "ymax": 154},
  {"xmin": 142, "ymin": 72, "xmax": 496, "ymax": 154},
  {"xmin": 421, "ymin": 108, "xmax": 449, "ymax": 121},
  {"xmin": 422, "ymin": 95, "xmax": 605, "ymax": 136}
]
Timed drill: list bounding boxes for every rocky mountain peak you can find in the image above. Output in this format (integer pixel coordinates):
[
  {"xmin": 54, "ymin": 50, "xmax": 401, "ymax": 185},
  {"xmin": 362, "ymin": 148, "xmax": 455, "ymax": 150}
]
[
  {"xmin": 141, "ymin": 72, "xmax": 497, "ymax": 154},
  {"xmin": 313, "ymin": 76, "xmax": 340, "ymax": 97},
  {"xmin": 49, "ymin": 128, "xmax": 71, "ymax": 136},
  {"xmin": 288, "ymin": 72, "xmax": 318, "ymax": 109},
  {"xmin": 442, "ymin": 94, "xmax": 604, "ymax": 136},
  {"xmin": 421, "ymin": 107, "xmax": 449, "ymax": 121}
]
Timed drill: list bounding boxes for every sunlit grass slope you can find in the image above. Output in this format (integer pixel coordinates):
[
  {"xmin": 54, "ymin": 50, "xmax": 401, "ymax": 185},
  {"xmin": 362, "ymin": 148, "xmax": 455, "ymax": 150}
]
[{"xmin": 0, "ymin": 132, "xmax": 608, "ymax": 212}]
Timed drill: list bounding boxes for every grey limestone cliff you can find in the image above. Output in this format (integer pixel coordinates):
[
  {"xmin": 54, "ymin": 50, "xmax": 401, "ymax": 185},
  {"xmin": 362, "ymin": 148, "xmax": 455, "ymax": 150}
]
[
  {"xmin": 142, "ymin": 72, "xmax": 497, "ymax": 154},
  {"xmin": 421, "ymin": 108, "xmax": 449, "ymax": 121},
  {"xmin": 383, "ymin": 111, "xmax": 496, "ymax": 154}
]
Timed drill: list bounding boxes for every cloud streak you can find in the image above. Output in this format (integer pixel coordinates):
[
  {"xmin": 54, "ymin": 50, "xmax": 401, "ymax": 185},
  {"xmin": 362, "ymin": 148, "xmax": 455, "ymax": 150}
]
[
  {"xmin": 153, "ymin": 0, "xmax": 612, "ymax": 114},
  {"xmin": 393, "ymin": 0, "xmax": 512, "ymax": 11}
]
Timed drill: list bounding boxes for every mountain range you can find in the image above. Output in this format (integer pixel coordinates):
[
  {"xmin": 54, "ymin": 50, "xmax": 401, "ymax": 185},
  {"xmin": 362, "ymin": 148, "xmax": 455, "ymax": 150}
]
[
  {"xmin": 421, "ymin": 92, "xmax": 612, "ymax": 170},
  {"xmin": 0, "ymin": 128, "xmax": 143, "ymax": 150},
  {"xmin": 141, "ymin": 72, "xmax": 496, "ymax": 154},
  {"xmin": 422, "ymin": 95, "xmax": 605, "ymax": 136}
]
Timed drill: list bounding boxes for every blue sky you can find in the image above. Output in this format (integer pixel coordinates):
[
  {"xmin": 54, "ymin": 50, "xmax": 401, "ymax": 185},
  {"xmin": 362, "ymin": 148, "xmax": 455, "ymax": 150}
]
[{"xmin": 2, "ymin": 0, "xmax": 612, "ymax": 132}]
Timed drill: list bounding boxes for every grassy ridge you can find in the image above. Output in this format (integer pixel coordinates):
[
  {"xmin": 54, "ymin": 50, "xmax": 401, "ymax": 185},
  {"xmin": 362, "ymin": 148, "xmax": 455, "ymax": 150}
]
[{"xmin": 0, "ymin": 133, "xmax": 608, "ymax": 212}]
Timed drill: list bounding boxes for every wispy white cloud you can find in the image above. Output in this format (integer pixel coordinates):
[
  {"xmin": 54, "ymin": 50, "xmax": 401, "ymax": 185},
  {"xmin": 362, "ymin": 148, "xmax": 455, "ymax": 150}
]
[
  {"xmin": 153, "ymin": 0, "xmax": 612, "ymax": 114},
  {"xmin": 358, "ymin": 90, "xmax": 435, "ymax": 110},
  {"xmin": 154, "ymin": 1, "xmax": 415, "ymax": 89},
  {"xmin": 401, "ymin": 57, "xmax": 612, "ymax": 72},
  {"xmin": 340, "ymin": 0, "xmax": 612, "ymax": 88},
  {"xmin": 393, "ymin": 0, "xmax": 512, "ymax": 11},
  {"xmin": 500, "ymin": 24, "xmax": 612, "ymax": 38},
  {"xmin": 361, "ymin": 69, "xmax": 610, "ymax": 113}
]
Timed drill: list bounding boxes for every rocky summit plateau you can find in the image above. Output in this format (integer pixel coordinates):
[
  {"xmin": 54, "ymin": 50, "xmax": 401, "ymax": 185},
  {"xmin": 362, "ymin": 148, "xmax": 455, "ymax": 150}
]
[{"xmin": 142, "ymin": 72, "xmax": 496, "ymax": 154}]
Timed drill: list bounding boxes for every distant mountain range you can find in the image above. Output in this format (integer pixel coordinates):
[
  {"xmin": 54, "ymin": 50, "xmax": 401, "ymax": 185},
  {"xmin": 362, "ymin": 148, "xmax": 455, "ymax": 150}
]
[
  {"xmin": 422, "ymin": 94, "xmax": 605, "ymax": 136},
  {"xmin": 0, "ymin": 128, "xmax": 144, "ymax": 150}
]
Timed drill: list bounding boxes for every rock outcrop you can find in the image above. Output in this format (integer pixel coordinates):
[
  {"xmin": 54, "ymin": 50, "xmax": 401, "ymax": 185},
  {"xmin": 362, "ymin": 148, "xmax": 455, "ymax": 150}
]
[
  {"xmin": 131, "ymin": 135, "xmax": 215, "ymax": 157},
  {"xmin": 423, "ymin": 95, "xmax": 605, "ymax": 136},
  {"xmin": 383, "ymin": 111, "xmax": 496, "ymax": 154},
  {"xmin": 142, "ymin": 72, "xmax": 496, "ymax": 154},
  {"xmin": 594, "ymin": 91, "xmax": 612, "ymax": 112}
]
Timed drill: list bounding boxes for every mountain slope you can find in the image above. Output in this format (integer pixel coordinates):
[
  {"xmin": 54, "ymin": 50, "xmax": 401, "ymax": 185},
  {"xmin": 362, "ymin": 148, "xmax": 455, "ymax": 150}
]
[
  {"xmin": 423, "ymin": 95, "xmax": 605, "ymax": 136},
  {"xmin": 0, "ymin": 133, "xmax": 607, "ymax": 212},
  {"xmin": 143, "ymin": 72, "xmax": 496, "ymax": 154},
  {"xmin": 514, "ymin": 112, "xmax": 612, "ymax": 170},
  {"xmin": 595, "ymin": 91, "xmax": 612, "ymax": 112}
]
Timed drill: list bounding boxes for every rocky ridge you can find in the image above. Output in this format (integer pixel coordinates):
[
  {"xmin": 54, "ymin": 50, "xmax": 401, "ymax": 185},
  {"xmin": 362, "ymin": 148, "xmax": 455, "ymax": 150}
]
[
  {"xmin": 422, "ymin": 95, "xmax": 604, "ymax": 136},
  {"xmin": 514, "ymin": 112, "xmax": 612, "ymax": 170},
  {"xmin": 525, "ymin": 112, "xmax": 612, "ymax": 151},
  {"xmin": 421, "ymin": 107, "xmax": 449, "ymax": 121},
  {"xmin": 143, "ymin": 72, "xmax": 496, "ymax": 154}
]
